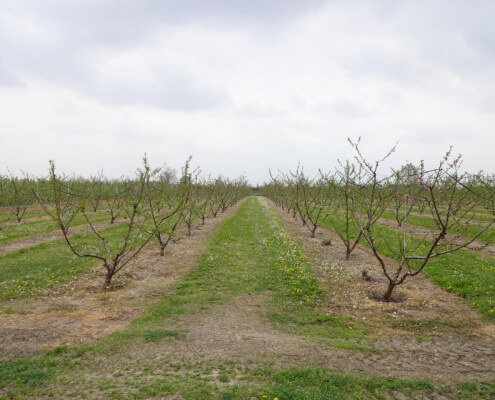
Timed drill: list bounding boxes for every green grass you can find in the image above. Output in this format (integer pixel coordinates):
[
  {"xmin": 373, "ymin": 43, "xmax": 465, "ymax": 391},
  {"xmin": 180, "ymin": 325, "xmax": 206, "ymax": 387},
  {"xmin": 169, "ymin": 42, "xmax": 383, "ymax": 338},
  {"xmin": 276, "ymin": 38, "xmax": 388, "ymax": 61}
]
[
  {"xmin": 0, "ymin": 209, "xmax": 47, "ymax": 221},
  {"xmin": 259, "ymin": 368, "xmax": 494, "ymax": 400},
  {"xmin": 0, "ymin": 211, "xmax": 111, "ymax": 245},
  {"xmin": 1, "ymin": 359, "xmax": 492, "ymax": 400},
  {"xmin": 407, "ymin": 205, "xmax": 495, "ymax": 223},
  {"xmin": 0, "ymin": 240, "xmax": 96, "ymax": 299},
  {"xmin": 259, "ymin": 204, "xmax": 372, "ymax": 352},
  {"xmin": 0, "ymin": 358, "xmax": 56, "ymax": 388},
  {"xmin": 381, "ymin": 210, "xmax": 495, "ymax": 245},
  {"xmin": 323, "ymin": 213, "xmax": 495, "ymax": 321},
  {"xmin": 143, "ymin": 329, "xmax": 184, "ymax": 342}
]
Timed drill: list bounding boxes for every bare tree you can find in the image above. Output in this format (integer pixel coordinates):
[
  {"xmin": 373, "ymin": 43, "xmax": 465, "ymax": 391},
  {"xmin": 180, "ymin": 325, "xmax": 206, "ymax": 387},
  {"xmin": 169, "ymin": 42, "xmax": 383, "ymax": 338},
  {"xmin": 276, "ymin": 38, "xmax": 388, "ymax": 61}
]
[
  {"xmin": 103, "ymin": 178, "xmax": 130, "ymax": 224},
  {"xmin": 41, "ymin": 159, "xmax": 154, "ymax": 288},
  {"xmin": 330, "ymin": 159, "xmax": 363, "ymax": 259},
  {"xmin": 181, "ymin": 166, "xmax": 201, "ymax": 236},
  {"xmin": 144, "ymin": 158, "xmax": 189, "ymax": 256},
  {"xmin": 5, "ymin": 172, "xmax": 35, "ymax": 223},
  {"xmin": 197, "ymin": 176, "xmax": 214, "ymax": 225},
  {"xmin": 88, "ymin": 170, "xmax": 105, "ymax": 213},
  {"xmin": 389, "ymin": 164, "xmax": 420, "ymax": 227},
  {"xmin": 360, "ymin": 149, "xmax": 494, "ymax": 301},
  {"xmin": 289, "ymin": 167, "xmax": 333, "ymax": 238},
  {"xmin": 0, "ymin": 176, "xmax": 12, "ymax": 230}
]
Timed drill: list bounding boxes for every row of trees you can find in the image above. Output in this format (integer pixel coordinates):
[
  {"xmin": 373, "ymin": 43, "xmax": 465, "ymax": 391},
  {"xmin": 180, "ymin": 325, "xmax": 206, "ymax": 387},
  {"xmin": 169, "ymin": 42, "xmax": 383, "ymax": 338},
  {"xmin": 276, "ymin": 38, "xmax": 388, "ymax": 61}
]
[
  {"xmin": 0, "ymin": 174, "xmax": 37, "ymax": 226},
  {"xmin": 1, "ymin": 157, "xmax": 249, "ymax": 288},
  {"xmin": 264, "ymin": 139, "xmax": 495, "ymax": 301}
]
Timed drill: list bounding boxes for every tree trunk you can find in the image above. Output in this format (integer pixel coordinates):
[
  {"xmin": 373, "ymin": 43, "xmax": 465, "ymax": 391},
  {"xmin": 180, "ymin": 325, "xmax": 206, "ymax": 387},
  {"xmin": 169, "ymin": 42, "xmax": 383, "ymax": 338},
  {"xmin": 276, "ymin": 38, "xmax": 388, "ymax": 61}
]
[
  {"xmin": 311, "ymin": 226, "xmax": 317, "ymax": 238},
  {"xmin": 383, "ymin": 281, "xmax": 396, "ymax": 302},
  {"xmin": 104, "ymin": 271, "xmax": 113, "ymax": 289},
  {"xmin": 160, "ymin": 244, "xmax": 165, "ymax": 257}
]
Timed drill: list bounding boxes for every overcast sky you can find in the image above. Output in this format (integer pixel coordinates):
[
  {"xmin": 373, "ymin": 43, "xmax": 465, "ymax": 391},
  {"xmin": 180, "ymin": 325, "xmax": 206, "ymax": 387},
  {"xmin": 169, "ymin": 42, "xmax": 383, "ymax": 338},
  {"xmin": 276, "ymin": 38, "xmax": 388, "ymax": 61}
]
[{"xmin": 1, "ymin": 0, "xmax": 494, "ymax": 184}]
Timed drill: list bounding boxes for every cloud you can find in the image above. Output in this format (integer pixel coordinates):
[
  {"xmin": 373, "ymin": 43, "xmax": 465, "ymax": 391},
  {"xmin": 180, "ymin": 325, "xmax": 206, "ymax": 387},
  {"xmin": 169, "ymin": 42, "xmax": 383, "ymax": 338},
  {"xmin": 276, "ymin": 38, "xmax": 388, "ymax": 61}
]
[
  {"xmin": 313, "ymin": 99, "xmax": 369, "ymax": 119},
  {"xmin": 84, "ymin": 67, "xmax": 231, "ymax": 110},
  {"xmin": 0, "ymin": 0, "xmax": 494, "ymax": 183},
  {"xmin": 0, "ymin": 63, "xmax": 23, "ymax": 87},
  {"xmin": 235, "ymin": 104, "xmax": 286, "ymax": 118}
]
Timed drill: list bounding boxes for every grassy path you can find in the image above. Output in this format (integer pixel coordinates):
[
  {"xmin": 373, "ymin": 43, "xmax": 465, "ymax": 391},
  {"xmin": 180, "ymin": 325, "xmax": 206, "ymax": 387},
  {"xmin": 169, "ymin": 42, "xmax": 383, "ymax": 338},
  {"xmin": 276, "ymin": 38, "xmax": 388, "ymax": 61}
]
[{"xmin": 0, "ymin": 198, "xmax": 493, "ymax": 399}]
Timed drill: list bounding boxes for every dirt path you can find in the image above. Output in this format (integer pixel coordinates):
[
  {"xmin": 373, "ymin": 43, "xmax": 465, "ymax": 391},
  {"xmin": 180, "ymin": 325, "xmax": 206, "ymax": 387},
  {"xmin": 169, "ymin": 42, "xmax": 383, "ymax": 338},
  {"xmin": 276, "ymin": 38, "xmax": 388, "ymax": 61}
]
[
  {"xmin": 0, "ymin": 205, "xmax": 243, "ymax": 360},
  {"xmin": 377, "ymin": 217, "xmax": 495, "ymax": 258},
  {"xmin": 117, "ymin": 293, "xmax": 495, "ymax": 384}
]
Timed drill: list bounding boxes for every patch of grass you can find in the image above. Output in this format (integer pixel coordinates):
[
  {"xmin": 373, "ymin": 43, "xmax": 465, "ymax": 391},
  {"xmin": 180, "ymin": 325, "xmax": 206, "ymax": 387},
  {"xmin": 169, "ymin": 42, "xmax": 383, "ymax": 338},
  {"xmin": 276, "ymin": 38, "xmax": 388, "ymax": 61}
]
[
  {"xmin": 0, "ymin": 358, "xmax": 56, "ymax": 388},
  {"xmin": 267, "ymin": 368, "xmax": 433, "ymax": 400},
  {"xmin": 390, "ymin": 317, "xmax": 471, "ymax": 335},
  {"xmin": 143, "ymin": 329, "xmax": 184, "ymax": 342},
  {"xmin": 0, "ymin": 304, "xmax": 15, "ymax": 314},
  {"xmin": 259, "ymin": 207, "xmax": 323, "ymax": 304},
  {"xmin": 445, "ymin": 381, "xmax": 495, "ymax": 400},
  {"xmin": 219, "ymin": 367, "xmax": 494, "ymax": 400},
  {"xmin": 268, "ymin": 309, "xmax": 374, "ymax": 353},
  {"xmin": 0, "ymin": 209, "xmax": 47, "ymax": 222},
  {"xmin": 0, "ymin": 240, "xmax": 96, "ymax": 299},
  {"xmin": 255, "ymin": 203, "xmax": 374, "ymax": 351},
  {"xmin": 0, "ymin": 211, "xmax": 109, "ymax": 245},
  {"xmin": 381, "ymin": 210, "xmax": 495, "ymax": 245}
]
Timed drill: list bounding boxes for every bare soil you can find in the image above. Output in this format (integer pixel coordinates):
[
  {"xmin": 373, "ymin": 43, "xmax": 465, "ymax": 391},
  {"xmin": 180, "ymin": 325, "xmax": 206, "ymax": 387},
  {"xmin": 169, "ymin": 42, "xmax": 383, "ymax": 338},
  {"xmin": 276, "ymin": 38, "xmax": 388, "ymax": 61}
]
[{"xmin": 0, "ymin": 205, "xmax": 242, "ymax": 360}]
